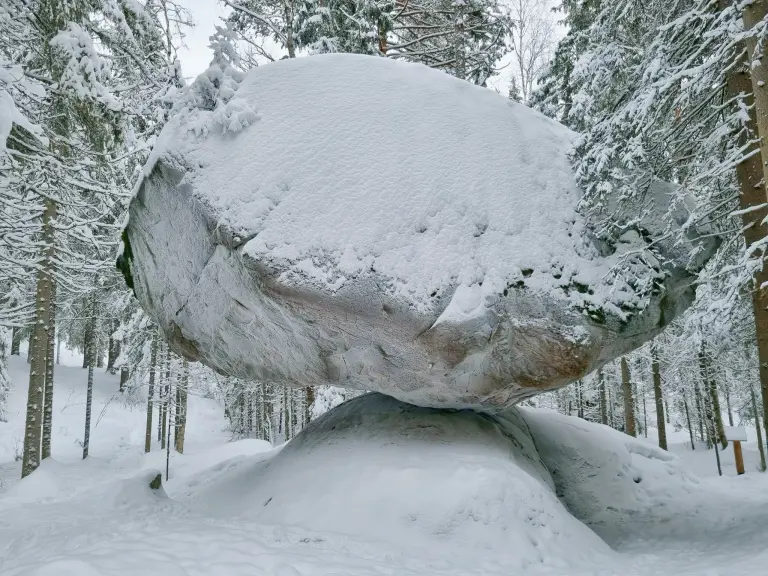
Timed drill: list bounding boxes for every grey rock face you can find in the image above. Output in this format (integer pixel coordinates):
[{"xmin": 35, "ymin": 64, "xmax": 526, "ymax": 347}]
[{"xmin": 121, "ymin": 55, "xmax": 717, "ymax": 411}]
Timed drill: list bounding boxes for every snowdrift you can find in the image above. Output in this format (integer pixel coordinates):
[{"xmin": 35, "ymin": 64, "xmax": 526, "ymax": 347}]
[
  {"xmin": 522, "ymin": 408, "xmax": 700, "ymax": 544},
  {"xmin": 185, "ymin": 393, "xmax": 611, "ymax": 566},
  {"xmin": 122, "ymin": 54, "xmax": 718, "ymax": 410}
]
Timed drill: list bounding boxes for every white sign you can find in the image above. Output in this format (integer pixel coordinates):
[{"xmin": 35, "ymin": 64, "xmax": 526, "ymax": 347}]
[{"xmin": 723, "ymin": 426, "xmax": 748, "ymax": 442}]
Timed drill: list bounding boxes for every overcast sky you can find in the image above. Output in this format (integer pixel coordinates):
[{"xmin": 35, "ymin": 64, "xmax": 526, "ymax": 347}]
[
  {"xmin": 176, "ymin": 0, "xmax": 230, "ymax": 81},
  {"xmin": 174, "ymin": 0, "xmax": 517, "ymax": 95}
]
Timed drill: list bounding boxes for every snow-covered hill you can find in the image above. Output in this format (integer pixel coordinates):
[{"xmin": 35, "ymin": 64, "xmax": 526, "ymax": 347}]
[{"xmin": 2, "ymin": 355, "xmax": 768, "ymax": 576}]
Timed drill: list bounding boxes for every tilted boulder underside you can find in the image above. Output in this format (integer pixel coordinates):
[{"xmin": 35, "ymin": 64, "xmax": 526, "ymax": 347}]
[{"xmin": 121, "ymin": 55, "xmax": 717, "ymax": 410}]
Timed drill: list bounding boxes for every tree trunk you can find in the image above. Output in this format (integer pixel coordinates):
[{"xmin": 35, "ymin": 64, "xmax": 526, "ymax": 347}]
[
  {"xmin": 56, "ymin": 335, "xmax": 61, "ymax": 365},
  {"xmin": 42, "ymin": 276, "xmax": 56, "ymax": 460},
  {"xmin": 21, "ymin": 199, "xmax": 55, "ymax": 478},
  {"xmin": 700, "ymin": 350, "xmax": 727, "ymax": 449},
  {"xmin": 82, "ymin": 293, "xmax": 98, "ymax": 460},
  {"xmin": 283, "ymin": 3, "xmax": 296, "ymax": 58},
  {"xmin": 453, "ymin": 2, "xmax": 466, "ymax": 80},
  {"xmin": 577, "ymin": 379, "xmax": 584, "ymax": 419},
  {"xmin": 11, "ymin": 327, "xmax": 21, "ymax": 356},
  {"xmin": 751, "ymin": 384, "xmax": 767, "ymax": 471},
  {"xmin": 684, "ymin": 394, "xmax": 695, "ymax": 450},
  {"xmin": 284, "ymin": 388, "xmax": 290, "ymax": 440},
  {"xmin": 597, "ymin": 368, "xmax": 608, "ymax": 425},
  {"xmin": 106, "ymin": 322, "xmax": 117, "ymax": 374},
  {"xmin": 176, "ymin": 360, "xmax": 188, "ymax": 453},
  {"xmin": 724, "ymin": 382, "xmax": 734, "ymax": 427},
  {"xmin": 120, "ymin": 367, "xmax": 129, "ymax": 392},
  {"xmin": 620, "ymin": 357, "xmax": 636, "ymax": 437},
  {"xmin": 161, "ymin": 347, "xmax": 171, "ymax": 449},
  {"xmin": 95, "ymin": 336, "xmax": 104, "ymax": 368},
  {"xmin": 82, "ymin": 321, "xmax": 91, "ymax": 369},
  {"xmin": 694, "ymin": 381, "xmax": 706, "ymax": 444},
  {"xmin": 651, "ymin": 348, "xmax": 667, "ymax": 450},
  {"xmin": 733, "ymin": 0, "xmax": 768, "ymax": 448},
  {"xmin": 145, "ymin": 333, "xmax": 158, "ymax": 453},
  {"xmin": 305, "ymin": 386, "xmax": 315, "ymax": 425},
  {"xmin": 608, "ymin": 383, "xmax": 614, "ymax": 428},
  {"xmin": 641, "ymin": 381, "xmax": 647, "ymax": 438}
]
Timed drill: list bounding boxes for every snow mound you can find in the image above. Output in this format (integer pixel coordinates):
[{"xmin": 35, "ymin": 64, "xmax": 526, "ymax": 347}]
[
  {"xmin": 187, "ymin": 393, "xmax": 610, "ymax": 566},
  {"xmin": 124, "ymin": 55, "xmax": 717, "ymax": 410},
  {"xmin": 522, "ymin": 409, "xmax": 700, "ymax": 543}
]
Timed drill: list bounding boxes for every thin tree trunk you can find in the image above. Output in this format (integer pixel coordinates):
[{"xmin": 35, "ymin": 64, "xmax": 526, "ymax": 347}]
[
  {"xmin": 282, "ymin": 2, "xmax": 296, "ymax": 58},
  {"xmin": 597, "ymin": 368, "xmax": 608, "ymax": 425},
  {"xmin": 704, "ymin": 387, "xmax": 722, "ymax": 475},
  {"xmin": 42, "ymin": 276, "xmax": 56, "ymax": 460},
  {"xmin": 106, "ymin": 319, "xmax": 117, "ymax": 373},
  {"xmin": 751, "ymin": 384, "xmax": 767, "ymax": 471},
  {"xmin": 284, "ymin": 388, "xmax": 291, "ymax": 440},
  {"xmin": 306, "ymin": 386, "xmax": 314, "ymax": 425},
  {"xmin": 95, "ymin": 335, "xmax": 104, "ymax": 368},
  {"xmin": 620, "ymin": 357, "xmax": 636, "ymax": 437},
  {"xmin": 56, "ymin": 334, "xmax": 61, "ymax": 365},
  {"xmin": 11, "ymin": 327, "xmax": 21, "ymax": 356},
  {"xmin": 166, "ymin": 383, "xmax": 173, "ymax": 481},
  {"xmin": 700, "ymin": 351, "xmax": 727, "ymax": 449},
  {"xmin": 608, "ymin": 383, "xmax": 615, "ymax": 429},
  {"xmin": 82, "ymin": 292, "xmax": 98, "ymax": 460},
  {"xmin": 82, "ymin": 322, "xmax": 91, "ymax": 369},
  {"xmin": 21, "ymin": 199, "xmax": 55, "ymax": 478},
  {"xmin": 577, "ymin": 379, "xmax": 584, "ymax": 419},
  {"xmin": 453, "ymin": 1, "xmax": 465, "ymax": 79},
  {"xmin": 652, "ymin": 348, "xmax": 667, "ymax": 450},
  {"xmin": 724, "ymin": 382, "xmax": 734, "ymax": 427},
  {"xmin": 161, "ymin": 348, "xmax": 170, "ymax": 450},
  {"xmin": 145, "ymin": 333, "xmax": 158, "ymax": 453},
  {"xmin": 641, "ymin": 381, "xmax": 647, "ymax": 438},
  {"xmin": 174, "ymin": 359, "xmax": 188, "ymax": 453},
  {"xmin": 684, "ymin": 394, "xmax": 695, "ymax": 450},
  {"xmin": 694, "ymin": 381, "xmax": 706, "ymax": 443},
  {"xmin": 729, "ymin": 0, "xmax": 768, "ymax": 448}
]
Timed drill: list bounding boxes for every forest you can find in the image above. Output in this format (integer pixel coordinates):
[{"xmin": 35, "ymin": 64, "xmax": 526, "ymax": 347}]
[{"xmin": 2, "ymin": 1, "xmax": 768, "ymax": 575}]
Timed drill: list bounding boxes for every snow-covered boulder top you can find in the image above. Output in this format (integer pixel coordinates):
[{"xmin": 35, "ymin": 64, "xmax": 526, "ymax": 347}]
[{"xmin": 122, "ymin": 54, "xmax": 717, "ymax": 410}]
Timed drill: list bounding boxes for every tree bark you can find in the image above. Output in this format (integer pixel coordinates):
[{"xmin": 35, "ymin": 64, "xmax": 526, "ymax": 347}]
[
  {"xmin": 684, "ymin": 394, "xmax": 695, "ymax": 450},
  {"xmin": 305, "ymin": 386, "xmax": 315, "ymax": 425},
  {"xmin": 82, "ymin": 292, "xmax": 98, "ymax": 459},
  {"xmin": 694, "ymin": 381, "xmax": 706, "ymax": 444},
  {"xmin": 11, "ymin": 327, "xmax": 21, "ymax": 356},
  {"xmin": 95, "ymin": 335, "xmax": 104, "ymax": 368},
  {"xmin": 42, "ymin": 276, "xmax": 56, "ymax": 460},
  {"xmin": 21, "ymin": 199, "xmax": 55, "ymax": 478},
  {"xmin": 597, "ymin": 368, "xmax": 608, "ymax": 425},
  {"xmin": 700, "ymin": 350, "xmax": 727, "ymax": 449},
  {"xmin": 145, "ymin": 332, "xmax": 158, "ymax": 453},
  {"xmin": 82, "ymin": 321, "xmax": 91, "ymax": 369},
  {"xmin": 734, "ymin": 0, "xmax": 768, "ymax": 449},
  {"xmin": 620, "ymin": 357, "xmax": 636, "ymax": 437},
  {"xmin": 651, "ymin": 348, "xmax": 667, "ymax": 450},
  {"xmin": 161, "ymin": 347, "xmax": 171, "ymax": 449},
  {"xmin": 724, "ymin": 381, "xmax": 734, "ymax": 427},
  {"xmin": 120, "ymin": 367, "xmax": 129, "ymax": 392},
  {"xmin": 175, "ymin": 360, "xmax": 188, "ymax": 453},
  {"xmin": 106, "ymin": 321, "xmax": 117, "ymax": 374},
  {"xmin": 751, "ymin": 384, "xmax": 767, "ymax": 471}
]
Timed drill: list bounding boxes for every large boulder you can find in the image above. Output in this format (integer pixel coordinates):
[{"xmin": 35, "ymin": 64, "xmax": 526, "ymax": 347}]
[{"xmin": 121, "ymin": 54, "xmax": 716, "ymax": 410}]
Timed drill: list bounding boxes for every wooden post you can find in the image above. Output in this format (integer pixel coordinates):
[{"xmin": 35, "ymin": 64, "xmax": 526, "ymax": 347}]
[
  {"xmin": 724, "ymin": 426, "xmax": 748, "ymax": 474},
  {"xmin": 733, "ymin": 440, "xmax": 745, "ymax": 475}
]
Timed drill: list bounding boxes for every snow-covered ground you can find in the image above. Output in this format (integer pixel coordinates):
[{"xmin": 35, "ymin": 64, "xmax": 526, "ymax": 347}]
[{"xmin": 1, "ymin": 353, "xmax": 767, "ymax": 575}]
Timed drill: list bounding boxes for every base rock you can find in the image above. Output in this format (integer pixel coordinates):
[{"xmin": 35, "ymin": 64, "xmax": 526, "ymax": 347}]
[{"xmin": 188, "ymin": 393, "xmax": 610, "ymax": 565}]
